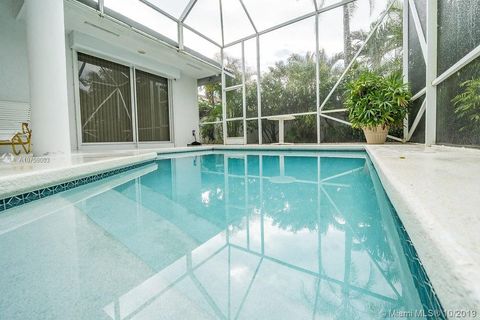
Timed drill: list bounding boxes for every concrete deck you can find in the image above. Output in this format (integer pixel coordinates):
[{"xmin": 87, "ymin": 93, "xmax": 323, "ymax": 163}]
[
  {"xmin": 1, "ymin": 143, "xmax": 479, "ymax": 315},
  {"xmin": 366, "ymin": 144, "xmax": 480, "ymax": 315},
  {"xmin": 0, "ymin": 151, "xmax": 157, "ymax": 198}
]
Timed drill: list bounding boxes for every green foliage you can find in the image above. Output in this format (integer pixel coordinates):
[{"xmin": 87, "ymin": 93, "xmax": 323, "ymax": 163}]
[
  {"xmin": 200, "ymin": 123, "xmax": 223, "ymax": 144},
  {"xmin": 452, "ymin": 78, "xmax": 480, "ymax": 132},
  {"xmin": 284, "ymin": 115, "xmax": 317, "ymax": 143},
  {"xmin": 260, "ymin": 53, "xmax": 317, "ymax": 117},
  {"xmin": 198, "ymin": 81, "xmax": 221, "ymax": 123},
  {"xmin": 355, "ymin": 3, "xmax": 403, "ymax": 76},
  {"xmin": 198, "ymin": 1, "xmax": 405, "ymax": 143},
  {"xmin": 345, "ymin": 70, "xmax": 411, "ymax": 129}
]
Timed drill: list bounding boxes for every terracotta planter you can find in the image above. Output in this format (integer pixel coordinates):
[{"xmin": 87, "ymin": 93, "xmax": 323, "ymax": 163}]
[{"xmin": 362, "ymin": 125, "xmax": 389, "ymax": 144}]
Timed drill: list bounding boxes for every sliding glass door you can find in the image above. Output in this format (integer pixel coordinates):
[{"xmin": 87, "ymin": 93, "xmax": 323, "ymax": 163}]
[
  {"xmin": 135, "ymin": 70, "xmax": 170, "ymax": 141},
  {"xmin": 77, "ymin": 52, "xmax": 171, "ymax": 144},
  {"xmin": 77, "ymin": 53, "xmax": 133, "ymax": 143}
]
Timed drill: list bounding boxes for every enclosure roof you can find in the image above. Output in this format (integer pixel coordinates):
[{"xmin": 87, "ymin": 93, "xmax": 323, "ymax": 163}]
[
  {"xmin": 132, "ymin": 0, "xmax": 324, "ymax": 46},
  {"xmin": 76, "ymin": 0, "xmax": 356, "ymax": 67}
]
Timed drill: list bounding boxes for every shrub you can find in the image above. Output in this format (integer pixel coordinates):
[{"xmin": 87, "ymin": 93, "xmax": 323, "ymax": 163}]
[{"xmin": 345, "ymin": 71, "xmax": 411, "ymax": 129}]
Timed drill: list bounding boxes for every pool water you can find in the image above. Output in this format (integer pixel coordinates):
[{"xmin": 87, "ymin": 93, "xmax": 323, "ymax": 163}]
[{"xmin": 0, "ymin": 151, "xmax": 438, "ymax": 319}]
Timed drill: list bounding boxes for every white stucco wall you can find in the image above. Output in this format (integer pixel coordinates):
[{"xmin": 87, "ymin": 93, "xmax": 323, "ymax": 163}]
[
  {"xmin": 0, "ymin": 1, "xmax": 30, "ymax": 103},
  {"xmin": 0, "ymin": 1, "xmax": 200, "ymax": 153},
  {"xmin": 65, "ymin": 36, "xmax": 199, "ymax": 150},
  {"xmin": 0, "ymin": 1, "xmax": 30, "ymax": 154},
  {"xmin": 25, "ymin": 0, "xmax": 71, "ymax": 155},
  {"xmin": 172, "ymin": 76, "xmax": 200, "ymax": 147}
]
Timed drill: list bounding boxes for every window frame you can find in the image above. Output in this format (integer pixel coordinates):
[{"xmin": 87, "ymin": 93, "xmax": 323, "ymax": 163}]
[
  {"xmin": 133, "ymin": 67, "xmax": 174, "ymax": 144},
  {"xmin": 73, "ymin": 49, "xmax": 174, "ymax": 148}
]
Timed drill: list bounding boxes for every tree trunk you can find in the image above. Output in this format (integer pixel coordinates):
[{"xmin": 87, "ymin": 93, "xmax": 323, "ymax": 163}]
[{"xmin": 343, "ymin": 4, "xmax": 352, "ymax": 65}]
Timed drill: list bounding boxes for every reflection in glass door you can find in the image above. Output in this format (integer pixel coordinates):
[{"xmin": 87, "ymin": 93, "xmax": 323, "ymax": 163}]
[
  {"xmin": 77, "ymin": 53, "xmax": 172, "ymax": 145},
  {"xmin": 135, "ymin": 70, "xmax": 170, "ymax": 142},
  {"xmin": 77, "ymin": 53, "xmax": 133, "ymax": 143}
]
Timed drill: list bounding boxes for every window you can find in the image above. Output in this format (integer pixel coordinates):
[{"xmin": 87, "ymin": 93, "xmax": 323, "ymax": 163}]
[
  {"xmin": 135, "ymin": 70, "xmax": 170, "ymax": 141},
  {"xmin": 77, "ymin": 53, "xmax": 171, "ymax": 144},
  {"xmin": 78, "ymin": 53, "xmax": 133, "ymax": 143}
]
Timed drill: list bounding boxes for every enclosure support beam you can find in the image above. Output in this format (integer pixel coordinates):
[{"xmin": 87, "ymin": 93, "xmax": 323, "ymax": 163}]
[
  {"xmin": 315, "ymin": 12, "xmax": 321, "ymax": 144},
  {"xmin": 239, "ymin": 0, "xmax": 258, "ymax": 34},
  {"xmin": 432, "ymin": 44, "xmax": 480, "ymax": 87},
  {"xmin": 223, "ymin": 0, "xmax": 357, "ymax": 48},
  {"xmin": 178, "ymin": 23, "xmax": 184, "ymax": 51},
  {"xmin": 139, "ymin": 0, "xmax": 178, "ymax": 22},
  {"xmin": 256, "ymin": 36, "xmax": 262, "ymax": 144},
  {"xmin": 219, "ymin": 0, "xmax": 225, "ymax": 47},
  {"xmin": 319, "ymin": 0, "xmax": 396, "ymax": 111},
  {"xmin": 425, "ymin": 0, "xmax": 437, "ymax": 146},
  {"xmin": 221, "ymin": 48, "xmax": 227, "ymax": 144},
  {"xmin": 408, "ymin": 0, "xmax": 426, "ymax": 60},
  {"xmin": 411, "ymin": 87, "xmax": 426, "ymax": 101},
  {"xmin": 183, "ymin": 23, "xmax": 223, "ymax": 48},
  {"xmin": 72, "ymin": 0, "xmax": 222, "ymax": 73},
  {"xmin": 402, "ymin": 0, "xmax": 409, "ymax": 141},
  {"xmin": 180, "ymin": 0, "xmax": 198, "ymax": 22},
  {"xmin": 408, "ymin": 99, "xmax": 426, "ymax": 141},
  {"xmin": 242, "ymin": 41, "xmax": 247, "ymax": 144},
  {"xmin": 98, "ymin": 0, "xmax": 104, "ymax": 15}
]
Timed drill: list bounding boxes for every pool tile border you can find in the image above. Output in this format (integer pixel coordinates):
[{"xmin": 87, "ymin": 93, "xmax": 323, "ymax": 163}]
[
  {"xmin": 0, "ymin": 160, "xmax": 154, "ymax": 213},
  {"xmin": 389, "ymin": 199, "xmax": 446, "ymax": 319}
]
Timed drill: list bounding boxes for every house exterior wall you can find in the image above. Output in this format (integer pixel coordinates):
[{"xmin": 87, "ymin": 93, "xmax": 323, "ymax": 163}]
[
  {"xmin": 0, "ymin": 0, "xmax": 29, "ymax": 155},
  {"xmin": 0, "ymin": 1, "xmax": 30, "ymax": 103},
  {"xmin": 25, "ymin": 0, "xmax": 71, "ymax": 155},
  {"xmin": 172, "ymin": 76, "xmax": 200, "ymax": 147},
  {"xmin": 0, "ymin": 0, "xmax": 200, "ymax": 153},
  {"xmin": 64, "ymin": 33, "xmax": 200, "ymax": 150}
]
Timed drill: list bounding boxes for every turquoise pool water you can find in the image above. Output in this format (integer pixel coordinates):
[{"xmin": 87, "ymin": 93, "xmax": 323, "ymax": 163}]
[{"xmin": 0, "ymin": 151, "xmax": 441, "ymax": 319}]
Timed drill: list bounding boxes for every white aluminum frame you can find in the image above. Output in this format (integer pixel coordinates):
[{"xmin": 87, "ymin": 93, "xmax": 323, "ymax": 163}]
[
  {"xmin": 315, "ymin": 10, "xmax": 321, "ymax": 143},
  {"xmin": 84, "ymin": 0, "xmax": 406, "ymax": 145},
  {"xmin": 402, "ymin": 0, "xmax": 427, "ymax": 143},
  {"xmin": 208, "ymin": 0, "xmax": 404, "ymax": 145},
  {"xmin": 402, "ymin": 0, "xmax": 409, "ymax": 142},
  {"xmin": 432, "ymin": 44, "xmax": 480, "ymax": 87},
  {"xmin": 424, "ymin": 0, "xmax": 437, "ymax": 146},
  {"xmin": 408, "ymin": 0, "xmax": 426, "ymax": 60},
  {"xmin": 405, "ymin": 0, "xmax": 480, "ymax": 145},
  {"xmin": 82, "ymin": 0, "xmax": 480, "ymax": 147}
]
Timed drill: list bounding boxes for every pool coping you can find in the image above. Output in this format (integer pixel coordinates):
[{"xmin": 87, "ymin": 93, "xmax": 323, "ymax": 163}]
[
  {"xmin": 366, "ymin": 145, "xmax": 480, "ymax": 319},
  {"xmin": 0, "ymin": 152, "xmax": 157, "ymax": 201},
  {"xmin": 0, "ymin": 144, "xmax": 477, "ymax": 316}
]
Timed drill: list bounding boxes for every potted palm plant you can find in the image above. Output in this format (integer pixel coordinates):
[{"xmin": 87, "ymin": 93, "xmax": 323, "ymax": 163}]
[{"xmin": 345, "ymin": 71, "xmax": 411, "ymax": 144}]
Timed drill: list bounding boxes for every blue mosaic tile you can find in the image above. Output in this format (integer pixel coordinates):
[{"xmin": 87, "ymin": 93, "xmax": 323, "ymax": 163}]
[
  {"xmin": 23, "ymin": 191, "xmax": 40, "ymax": 204},
  {"xmin": 66, "ymin": 181, "xmax": 76, "ymax": 189},
  {"xmin": 53, "ymin": 184, "xmax": 66, "ymax": 193},
  {"xmin": 390, "ymin": 203, "xmax": 446, "ymax": 320},
  {"xmin": 0, "ymin": 160, "xmax": 154, "ymax": 213},
  {"xmin": 4, "ymin": 195, "xmax": 24, "ymax": 210},
  {"xmin": 39, "ymin": 187, "xmax": 54, "ymax": 198}
]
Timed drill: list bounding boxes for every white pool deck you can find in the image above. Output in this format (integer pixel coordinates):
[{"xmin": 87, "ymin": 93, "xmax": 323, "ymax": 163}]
[
  {"xmin": 366, "ymin": 144, "xmax": 480, "ymax": 315},
  {"xmin": 1, "ymin": 143, "xmax": 479, "ymax": 315}
]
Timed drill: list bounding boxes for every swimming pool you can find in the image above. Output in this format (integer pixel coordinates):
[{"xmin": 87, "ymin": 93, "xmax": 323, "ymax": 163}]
[{"xmin": 0, "ymin": 150, "xmax": 444, "ymax": 319}]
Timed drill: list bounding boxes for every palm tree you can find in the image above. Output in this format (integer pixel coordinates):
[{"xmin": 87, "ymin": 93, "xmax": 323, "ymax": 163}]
[
  {"xmin": 343, "ymin": 3, "xmax": 355, "ymax": 64},
  {"xmin": 343, "ymin": 0, "xmax": 375, "ymax": 66},
  {"xmin": 345, "ymin": 1, "xmax": 403, "ymax": 74}
]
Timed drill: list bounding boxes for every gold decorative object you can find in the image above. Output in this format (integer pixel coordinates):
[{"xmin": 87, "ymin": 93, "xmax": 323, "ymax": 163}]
[{"xmin": 0, "ymin": 123, "xmax": 32, "ymax": 155}]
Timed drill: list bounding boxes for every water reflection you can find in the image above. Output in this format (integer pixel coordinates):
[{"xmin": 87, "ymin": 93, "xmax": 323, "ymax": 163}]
[{"xmin": 79, "ymin": 152, "xmax": 423, "ymax": 319}]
